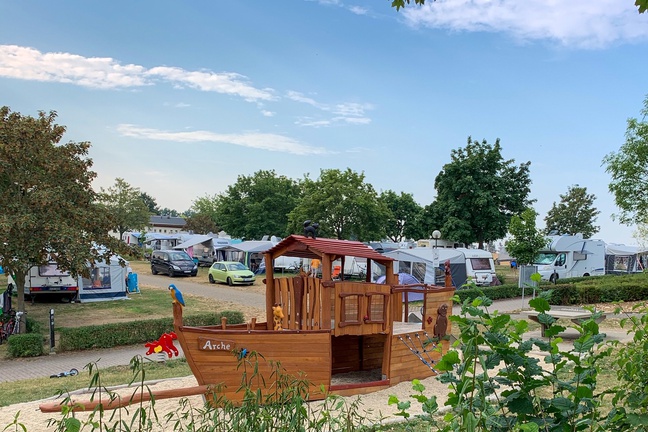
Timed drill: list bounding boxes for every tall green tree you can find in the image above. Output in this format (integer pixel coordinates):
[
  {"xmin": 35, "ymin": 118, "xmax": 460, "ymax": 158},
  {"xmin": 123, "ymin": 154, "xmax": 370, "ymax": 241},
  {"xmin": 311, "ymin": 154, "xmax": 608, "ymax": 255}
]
[
  {"xmin": 543, "ymin": 185, "xmax": 600, "ymax": 238},
  {"xmin": 0, "ymin": 107, "xmax": 122, "ymax": 325},
  {"xmin": 379, "ymin": 190, "xmax": 423, "ymax": 242},
  {"xmin": 98, "ymin": 178, "xmax": 150, "ymax": 241},
  {"xmin": 184, "ymin": 213, "xmax": 219, "ymax": 234},
  {"xmin": 190, "ymin": 194, "xmax": 220, "ymax": 226},
  {"xmin": 434, "ymin": 137, "xmax": 533, "ymax": 249},
  {"xmin": 216, "ymin": 170, "xmax": 301, "ymax": 240},
  {"xmin": 505, "ymin": 208, "xmax": 547, "ymax": 265},
  {"xmin": 139, "ymin": 191, "xmax": 159, "ymax": 214},
  {"xmin": 288, "ymin": 168, "xmax": 388, "ymax": 241},
  {"xmin": 603, "ymin": 95, "xmax": 648, "ymax": 226},
  {"xmin": 158, "ymin": 207, "xmax": 181, "ymax": 217}
]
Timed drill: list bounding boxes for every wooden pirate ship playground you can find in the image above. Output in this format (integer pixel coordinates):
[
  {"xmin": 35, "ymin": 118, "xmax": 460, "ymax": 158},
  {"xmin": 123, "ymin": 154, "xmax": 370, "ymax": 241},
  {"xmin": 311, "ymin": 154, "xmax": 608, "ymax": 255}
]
[
  {"xmin": 173, "ymin": 235, "xmax": 455, "ymax": 404},
  {"xmin": 41, "ymin": 235, "xmax": 456, "ymax": 412}
]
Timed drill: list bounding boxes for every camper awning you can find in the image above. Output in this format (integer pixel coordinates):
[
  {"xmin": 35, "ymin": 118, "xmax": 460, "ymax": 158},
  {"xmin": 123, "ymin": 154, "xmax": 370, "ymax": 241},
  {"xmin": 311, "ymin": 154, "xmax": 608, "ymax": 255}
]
[{"xmin": 173, "ymin": 235, "xmax": 214, "ymax": 249}]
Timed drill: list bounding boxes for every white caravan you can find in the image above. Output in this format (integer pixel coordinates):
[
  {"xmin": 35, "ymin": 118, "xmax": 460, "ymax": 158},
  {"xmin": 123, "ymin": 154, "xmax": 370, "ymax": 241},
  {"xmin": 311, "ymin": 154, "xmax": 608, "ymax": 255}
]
[
  {"xmin": 533, "ymin": 234, "xmax": 606, "ymax": 283},
  {"xmin": 8, "ymin": 262, "xmax": 78, "ymax": 301}
]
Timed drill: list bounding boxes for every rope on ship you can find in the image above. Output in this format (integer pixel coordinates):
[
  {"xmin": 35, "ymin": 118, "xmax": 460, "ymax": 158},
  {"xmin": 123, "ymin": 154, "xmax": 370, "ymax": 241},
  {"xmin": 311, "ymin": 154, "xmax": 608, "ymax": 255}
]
[{"xmin": 397, "ymin": 332, "xmax": 438, "ymax": 372}]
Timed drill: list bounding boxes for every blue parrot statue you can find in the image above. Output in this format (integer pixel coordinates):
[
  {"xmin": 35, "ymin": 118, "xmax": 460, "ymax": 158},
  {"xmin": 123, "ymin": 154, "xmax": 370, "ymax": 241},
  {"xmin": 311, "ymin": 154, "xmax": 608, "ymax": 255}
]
[{"xmin": 168, "ymin": 284, "xmax": 185, "ymax": 307}]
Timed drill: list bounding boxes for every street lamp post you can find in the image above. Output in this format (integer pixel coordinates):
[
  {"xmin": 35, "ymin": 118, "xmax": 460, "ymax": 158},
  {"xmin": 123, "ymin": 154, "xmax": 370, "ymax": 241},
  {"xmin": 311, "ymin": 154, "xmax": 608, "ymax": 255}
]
[{"xmin": 432, "ymin": 230, "xmax": 441, "ymax": 248}]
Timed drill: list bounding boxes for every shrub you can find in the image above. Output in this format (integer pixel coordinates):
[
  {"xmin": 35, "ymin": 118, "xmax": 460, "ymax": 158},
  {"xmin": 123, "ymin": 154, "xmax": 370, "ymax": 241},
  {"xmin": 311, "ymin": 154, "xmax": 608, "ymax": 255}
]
[
  {"xmin": 7, "ymin": 333, "xmax": 44, "ymax": 358},
  {"xmin": 57, "ymin": 310, "xmax": 244, "ymax": 351}
]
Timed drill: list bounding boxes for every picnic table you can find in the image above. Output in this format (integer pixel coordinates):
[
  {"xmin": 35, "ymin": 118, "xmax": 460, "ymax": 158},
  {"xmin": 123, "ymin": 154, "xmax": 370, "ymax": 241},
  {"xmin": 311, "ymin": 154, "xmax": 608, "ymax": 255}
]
[{"xmin": 522, "ymin": 308, "xmax": 607, "ymax": 337}]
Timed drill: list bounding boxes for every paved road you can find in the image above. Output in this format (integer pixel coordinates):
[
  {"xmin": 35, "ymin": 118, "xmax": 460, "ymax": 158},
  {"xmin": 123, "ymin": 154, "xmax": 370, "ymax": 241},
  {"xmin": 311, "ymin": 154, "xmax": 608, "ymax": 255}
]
[{"xmin": 136, "ymin": 273, "xmax": 266, "ymax": 310}]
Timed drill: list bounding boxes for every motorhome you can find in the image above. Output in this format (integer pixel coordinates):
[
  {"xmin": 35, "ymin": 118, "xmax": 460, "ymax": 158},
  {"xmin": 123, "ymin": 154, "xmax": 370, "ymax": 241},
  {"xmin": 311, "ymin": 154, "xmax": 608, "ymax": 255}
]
[
  {"xmin": 8, "ymin": 262, "xmax": 78, "ymax": 301},
  {"xmin": 533, "ymin": 234, "xmax": 606, "ymax": 282}
]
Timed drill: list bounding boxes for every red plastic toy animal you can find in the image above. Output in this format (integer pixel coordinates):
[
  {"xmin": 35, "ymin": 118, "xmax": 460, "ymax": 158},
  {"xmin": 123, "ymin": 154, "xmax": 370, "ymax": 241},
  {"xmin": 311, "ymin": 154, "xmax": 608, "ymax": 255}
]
[{"xmin": 144, "ymin": 332, "xmax": 179, "ymax": 358}]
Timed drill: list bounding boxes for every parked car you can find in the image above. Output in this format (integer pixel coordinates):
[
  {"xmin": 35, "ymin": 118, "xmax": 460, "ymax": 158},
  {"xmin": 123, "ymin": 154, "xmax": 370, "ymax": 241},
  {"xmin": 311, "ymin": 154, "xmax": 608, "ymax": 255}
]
[
  {"xmin": 208, "ymin": 261, "xmax": 256, "ymax": 286},
  {"xmin": 150, "ymin": 250, "xmax": 198, "ymax": 277}
]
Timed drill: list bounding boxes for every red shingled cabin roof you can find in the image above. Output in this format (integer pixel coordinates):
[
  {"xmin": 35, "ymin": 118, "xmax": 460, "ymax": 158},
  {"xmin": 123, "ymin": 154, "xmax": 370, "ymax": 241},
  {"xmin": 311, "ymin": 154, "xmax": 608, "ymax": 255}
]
[{"xmin": 264, "ymin": 235, "xmax": 393, "ymax": 265}]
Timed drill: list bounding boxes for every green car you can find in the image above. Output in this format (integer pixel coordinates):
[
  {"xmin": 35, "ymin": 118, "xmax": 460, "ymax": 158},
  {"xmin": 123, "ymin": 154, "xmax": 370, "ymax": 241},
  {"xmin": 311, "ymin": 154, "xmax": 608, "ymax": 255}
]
[{"xmin": 208, "ymin": 261, "xmax": 256, "ymax": 286}]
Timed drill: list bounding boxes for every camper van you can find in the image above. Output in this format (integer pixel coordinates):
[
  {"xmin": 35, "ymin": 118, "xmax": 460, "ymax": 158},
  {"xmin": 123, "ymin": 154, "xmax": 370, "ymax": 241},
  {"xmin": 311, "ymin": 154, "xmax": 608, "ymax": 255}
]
[
  {"xmin": 8, "ymin": 262, "xmax": 78, "ymax": 301},
  {"xmin": 533, "ymin": 234, "xmax": 606, "ymax": 282}
]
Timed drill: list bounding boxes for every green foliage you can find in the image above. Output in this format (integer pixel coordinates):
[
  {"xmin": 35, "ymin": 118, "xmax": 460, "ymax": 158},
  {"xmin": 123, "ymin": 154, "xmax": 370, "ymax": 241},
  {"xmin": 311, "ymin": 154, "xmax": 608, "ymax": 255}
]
[
  {"xmin": 544, "ymin": 185, "xmax": 600, "ymax": 238},
  {"xmin": 184, "ymin": 213, "xmax": 219, "ymax": 234},
  {"xmin": 433, "ymin": 137, "xmax": 533, "ymax": 249},
  {"xmin": 379, "ymin": 190, "xmax": 423, "ymax": 242},
  {"xmin": 544, "ymin": 273, "xmax": 648, "ymax": 305},
  {"xmin": 139, "ymin": 191, "xmax": 159, "ymax": 214},
  {"xmin": 98, "ymin": 177, "xmax": 151, "ymax": 241},
  {"xmin": 603, "ymin": 95, "xmax": 648, "ymax": 226},
  {"xmin": 288, "ymin": 168, "xmax": 388, "ymax": 241},
  {"xmin": 42, "ymin": 351, "xmax": 383, "ymax": 431},
  {"xmin": 506, "ymin": 208, "xmax": 546, "ymax": 265},
  {"xmin": 0, "ymin": 107, "xmax": 124, "ymax": 323},
  {"xmin": 216, "ymin": 170, "xmax": 301, "ymax": 239},
  {"xmin": 390, "ymin": 294, "xmax": 618, "ymax": 431},
  {"xmin": 57, "ymin": 311, "xmax": 244, "ymax": 351},
  {"xmin": 7, "ymin": 332, "xmax": 44, "ymax": 357},
  {"xmin": 636, "ymin": 0, "xmax": 648, "ymax": 13},
  {"xmin": 391, "ymin": 0, "xmax": 426, "ymax": 11}
]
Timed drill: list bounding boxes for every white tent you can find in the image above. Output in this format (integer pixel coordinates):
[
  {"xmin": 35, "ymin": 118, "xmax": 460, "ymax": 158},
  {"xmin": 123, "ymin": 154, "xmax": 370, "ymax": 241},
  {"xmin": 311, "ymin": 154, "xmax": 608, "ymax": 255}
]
[
  {"xmin": 382, "ymin": 248, "xmax": 466, "ymax": 287},
  {"xmin": 77, "ymin": 255, "xmax": 129, "ymax": 303}
]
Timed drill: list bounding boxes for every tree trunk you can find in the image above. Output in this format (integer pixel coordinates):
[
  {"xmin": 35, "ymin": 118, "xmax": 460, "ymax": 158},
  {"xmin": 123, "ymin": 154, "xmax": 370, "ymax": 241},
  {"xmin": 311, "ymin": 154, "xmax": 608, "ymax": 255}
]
[{"xmin": 13, "ymin": 271, "xmax": 26, "ymax": 334}]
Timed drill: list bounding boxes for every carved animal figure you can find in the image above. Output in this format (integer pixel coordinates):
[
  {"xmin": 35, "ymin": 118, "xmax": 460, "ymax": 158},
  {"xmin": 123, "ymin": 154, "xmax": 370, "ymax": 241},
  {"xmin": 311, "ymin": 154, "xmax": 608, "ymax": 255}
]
[
  {"xmin": 168, "ymin": 284, "xmax": 185, "ymax": 307},
  {"xmin": 273, "ymin": 304, "xmax": 285, "ymax": 331},
  {"xmin": 145, "ymin": 331, "xmax": 179, "ymax": 358},
  {"xmin": 303, "ymin": 220, "xmax": 319, "ymax": 239},
  {"xmin": 433, "ymin": 304, "xmax": 448, "ymax": 339}
]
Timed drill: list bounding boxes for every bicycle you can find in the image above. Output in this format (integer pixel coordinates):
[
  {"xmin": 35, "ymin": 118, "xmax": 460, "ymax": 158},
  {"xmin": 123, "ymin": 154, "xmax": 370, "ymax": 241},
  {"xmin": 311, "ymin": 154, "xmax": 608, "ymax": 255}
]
[{"xmin": 0, "ymin": 309, "xmax": 16, "ymax": 343}]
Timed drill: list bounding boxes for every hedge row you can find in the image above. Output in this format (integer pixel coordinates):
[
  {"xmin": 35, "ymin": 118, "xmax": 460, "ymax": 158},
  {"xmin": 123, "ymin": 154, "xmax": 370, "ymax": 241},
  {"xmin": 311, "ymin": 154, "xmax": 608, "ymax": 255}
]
[
  {"xmin": 6, "ymin": 333, "xmax": 44, "ymax": 357},
  {"xmin": 545, "ymin": 273, "xmax": 648, "ymax": 305},
  {"xmin": 57, "ymin": 310, "xmax": 244, "ymax": 352},
  {"xmin": 454, "ymin": 272, "xmax": 648, "ymax": 307}
]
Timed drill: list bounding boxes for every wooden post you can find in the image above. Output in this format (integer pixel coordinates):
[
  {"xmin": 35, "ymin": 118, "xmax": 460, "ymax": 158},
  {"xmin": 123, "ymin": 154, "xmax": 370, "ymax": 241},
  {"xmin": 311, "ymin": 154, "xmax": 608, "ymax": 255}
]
[
  {"xmin": 265, "ymin": 252, "xmax": 275, "ymax": 330},
  {"xmin": 221, "ymin": 316, "xmax": 227, "ymax": 329}
]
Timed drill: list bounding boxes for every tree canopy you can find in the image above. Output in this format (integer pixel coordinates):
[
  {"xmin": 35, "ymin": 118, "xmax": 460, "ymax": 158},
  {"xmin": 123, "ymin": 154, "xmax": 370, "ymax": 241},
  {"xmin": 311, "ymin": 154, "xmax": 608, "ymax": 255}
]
[
  {"xmin": 288, "ymin": 168, "xmax": 388, "ymax": 241},
  {"xmin": 0, "ymin": 107, "xmax": 122, "ymax": 320},
  {"xmin": 139, "ymin": 191, "xmax": 160, "ymax": 214},
  {"xmin": 505, "ymin": 208, "xmax": 547, "ymax": 265},
  {"xmin": 603, "ymin": 95, "xmax": 648, "ymax": 227},
  {"xmin": 543, "ymin": 185, "xmax": 600, "ymax": 238},
  {"xmin": 98, "ymin": 178, "xmax": 150, "ymax": 241},
  {"xmin": 184, "ymin": 213, "xmax": 219, "ymax": 235},
  {"xmin": 433, "ymin": 137, "xmax": 533, "ymax": 249},
  {"xmin": 379, "ymin": 190, "xmax": 423, "ymax": 242},
  {"xmin": 216, "ymin": 170, "xmax": 301, "ymax": 240}
]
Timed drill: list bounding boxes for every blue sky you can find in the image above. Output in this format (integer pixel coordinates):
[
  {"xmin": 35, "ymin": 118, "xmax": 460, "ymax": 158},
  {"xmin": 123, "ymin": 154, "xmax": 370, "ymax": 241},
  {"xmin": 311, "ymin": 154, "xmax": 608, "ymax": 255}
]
[{"xmin": 1, "ymin": 0, "xmax": 647, "ymax": 245}]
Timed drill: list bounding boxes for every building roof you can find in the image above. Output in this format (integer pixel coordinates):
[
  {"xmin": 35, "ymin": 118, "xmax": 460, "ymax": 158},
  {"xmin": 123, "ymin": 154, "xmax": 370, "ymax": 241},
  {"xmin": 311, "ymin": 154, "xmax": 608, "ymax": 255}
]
[
  {"xmin": 265, "ymin": 235, "xmax": 394, "ymax": 265},
  {"xmin": 149, "ymin": 215, "xmax": 186, "ymax": 227}
]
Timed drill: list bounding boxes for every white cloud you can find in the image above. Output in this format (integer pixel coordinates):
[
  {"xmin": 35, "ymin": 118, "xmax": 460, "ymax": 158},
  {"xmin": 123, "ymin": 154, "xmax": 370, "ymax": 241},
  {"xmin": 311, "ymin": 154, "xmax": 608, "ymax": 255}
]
[
  {"xmin": 401, "ymin": 0, "xmax": 648, "ymax": 48},
  {"xmin": 261, "ymin": 110, "xmax": 275, "ymax": 117},
  {"xmin": 0, "ymin": 45, "xmax": 149, "ymax": 89},
  {"xmin": 295, "ymin": 118, "xmax": 333, "ymax": 128},
  {"xmin": 287, "ymin": 91, "xmax": 374, "ymax": 126},
  {"xmin": 146, "ymin": 67, "xmax": 275, "ymax": 101},
  {"xmin": 348, "ymin": 6, "xmax": 368, "ymax": 15},
  {"xmin": 116, "ymin": 124, "xmax": 328, "ymax": 155},
  {"xmin": 0, "ymin": 45, "xmax": 275, "ymax": 101}
]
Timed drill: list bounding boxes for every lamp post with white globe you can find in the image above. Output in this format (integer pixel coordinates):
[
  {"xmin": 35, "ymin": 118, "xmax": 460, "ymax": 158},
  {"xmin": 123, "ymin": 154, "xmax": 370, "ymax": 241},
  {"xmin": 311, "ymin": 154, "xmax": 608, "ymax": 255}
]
[{"xmin": 432, "ymin": 230, "xmax": 441, "ymax": 248}]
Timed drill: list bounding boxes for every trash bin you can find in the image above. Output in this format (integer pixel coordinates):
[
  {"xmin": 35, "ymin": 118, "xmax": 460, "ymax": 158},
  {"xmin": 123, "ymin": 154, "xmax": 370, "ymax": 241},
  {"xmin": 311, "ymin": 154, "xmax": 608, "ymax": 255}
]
[{"xmin": 127, "ymin": 273, "xmax": 139, "ymax": 293}]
